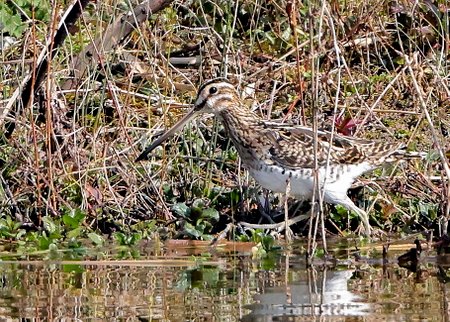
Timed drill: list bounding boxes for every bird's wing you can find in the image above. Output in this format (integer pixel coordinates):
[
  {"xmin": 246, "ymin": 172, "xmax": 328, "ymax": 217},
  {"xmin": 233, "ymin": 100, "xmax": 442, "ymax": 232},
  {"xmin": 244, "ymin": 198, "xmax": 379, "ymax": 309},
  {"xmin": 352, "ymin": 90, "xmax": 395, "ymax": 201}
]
[{"xmin": 263, "ymin": 122, "xmax": 403, "ymax": 170}]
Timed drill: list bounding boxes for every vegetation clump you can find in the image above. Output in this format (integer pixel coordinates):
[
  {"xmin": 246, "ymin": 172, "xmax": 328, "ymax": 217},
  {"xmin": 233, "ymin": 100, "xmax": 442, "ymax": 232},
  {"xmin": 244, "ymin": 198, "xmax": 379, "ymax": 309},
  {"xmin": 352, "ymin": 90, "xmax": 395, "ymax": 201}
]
[{"xmin": 0, "ymin": 0, "xmax": 448, "ymax": 248}]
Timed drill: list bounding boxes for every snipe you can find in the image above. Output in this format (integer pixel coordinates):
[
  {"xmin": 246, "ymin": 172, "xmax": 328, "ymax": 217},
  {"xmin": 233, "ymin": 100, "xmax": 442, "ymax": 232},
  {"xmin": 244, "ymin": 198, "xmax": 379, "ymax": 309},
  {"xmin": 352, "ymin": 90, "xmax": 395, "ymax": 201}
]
[{"xmin": 137, "ymin": 78, "xmax": 424, "ymax": 235}]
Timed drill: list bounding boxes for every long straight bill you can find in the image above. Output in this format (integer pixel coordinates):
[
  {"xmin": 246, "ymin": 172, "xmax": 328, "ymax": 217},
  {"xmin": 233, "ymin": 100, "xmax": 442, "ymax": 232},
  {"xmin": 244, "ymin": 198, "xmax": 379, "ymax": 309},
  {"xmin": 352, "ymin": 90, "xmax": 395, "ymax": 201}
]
[{"xmin": 136, "ymin": 108, "xmax": 199, "ymax": 161}]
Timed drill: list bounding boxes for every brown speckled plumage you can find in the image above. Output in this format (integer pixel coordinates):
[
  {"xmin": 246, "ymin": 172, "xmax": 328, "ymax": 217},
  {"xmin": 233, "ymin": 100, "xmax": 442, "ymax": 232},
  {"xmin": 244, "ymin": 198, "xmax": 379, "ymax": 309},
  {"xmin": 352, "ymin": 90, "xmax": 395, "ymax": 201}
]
[{"xmin": 137, "ymin": 79, "xmax": 424, "ymax": 235}]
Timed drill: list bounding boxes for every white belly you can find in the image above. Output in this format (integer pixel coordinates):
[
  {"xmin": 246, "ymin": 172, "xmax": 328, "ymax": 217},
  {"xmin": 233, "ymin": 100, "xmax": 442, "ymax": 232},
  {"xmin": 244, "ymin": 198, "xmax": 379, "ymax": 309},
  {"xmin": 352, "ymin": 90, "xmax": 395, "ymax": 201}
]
[
  {"xmin": 248, "ymin": 162, "xmax": 373, "ymax": 204},
  {"xmin": 248, "ymin": 166, "xmax": 315, "ymax": 199}
]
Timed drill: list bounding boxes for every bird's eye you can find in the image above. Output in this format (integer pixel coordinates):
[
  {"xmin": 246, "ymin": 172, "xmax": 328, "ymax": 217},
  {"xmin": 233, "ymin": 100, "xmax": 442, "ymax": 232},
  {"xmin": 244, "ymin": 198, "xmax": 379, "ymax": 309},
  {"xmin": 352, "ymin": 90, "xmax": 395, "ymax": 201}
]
[{"xmin": 209, "ymin": 86, "xmax": 218, "ymax": 94}]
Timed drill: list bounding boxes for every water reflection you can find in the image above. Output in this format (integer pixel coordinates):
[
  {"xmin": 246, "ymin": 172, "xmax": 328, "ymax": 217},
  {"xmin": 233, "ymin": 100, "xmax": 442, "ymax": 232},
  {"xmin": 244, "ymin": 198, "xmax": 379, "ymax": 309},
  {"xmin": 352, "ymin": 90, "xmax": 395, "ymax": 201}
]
[
  {"xmin": 0, "ymin": 242, "xmax": 446, "ymax": 321},
  {"xmin": 243, "ymin": 269, "xmax": 370, "ymax": 320}
]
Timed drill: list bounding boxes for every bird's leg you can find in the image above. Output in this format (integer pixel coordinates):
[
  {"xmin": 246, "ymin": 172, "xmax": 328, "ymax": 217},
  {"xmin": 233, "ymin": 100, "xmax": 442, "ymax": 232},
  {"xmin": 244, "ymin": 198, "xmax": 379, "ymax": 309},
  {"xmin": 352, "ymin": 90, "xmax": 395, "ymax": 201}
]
[
  {"xmin": 210, "ymin": 222, "xmax": 234, "ymax": 246},
  {"xmin": 264, "ymin": 189, "xmax": 271, "ymax": 215},
  {"xmin": 256, "ymin": 190, "xmax": 276, "ymax": 224},
  {"xmin": 342, "ymin": 197, "xmax": 372, "ymax": 236},
  {"xmin": 284, "ymin": 177, "xmax": 294, "ymax": 242},
  {"xmin": 239, "ymin": 215, "xmax": 308, "ymax": 230},
  {"xmin": 239, "ymin": 182, "xmax": 308, "ymax": 233}
]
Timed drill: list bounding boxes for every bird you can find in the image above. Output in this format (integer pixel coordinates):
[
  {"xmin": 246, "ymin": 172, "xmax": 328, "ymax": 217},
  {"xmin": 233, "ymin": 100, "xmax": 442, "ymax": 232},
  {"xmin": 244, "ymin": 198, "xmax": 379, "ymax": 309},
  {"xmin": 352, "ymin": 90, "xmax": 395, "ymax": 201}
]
[{"xmin": 136, "ymin": 78, "xmax": 424, "ymax": 236}]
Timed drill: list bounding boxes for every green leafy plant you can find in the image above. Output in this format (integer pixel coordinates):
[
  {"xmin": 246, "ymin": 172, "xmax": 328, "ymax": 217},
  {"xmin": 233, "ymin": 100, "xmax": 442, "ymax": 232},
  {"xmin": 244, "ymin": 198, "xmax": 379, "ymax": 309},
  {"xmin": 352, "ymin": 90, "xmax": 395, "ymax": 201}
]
[
  {"xmin": 0, "ymin": 0, "xmax": 51, "ymax": 38},
  {"xmin": 172, "ymin": 199, "xmax": 219, "ymax": 240},
  {"xmin": 113, "ymin": 232, "xmax": 142, "ymax": 259},
  {"xmin": 62, "ymin": 208, "xmax": 86, "ymax": 239},
  {"xmin": 240, "ymin": 229, "xmax": 277, "ymax": 257},
  {"xmin": 0, "ymin": 3, "xmax": 25, "ymax": 37},
  {"xmin": 0, "ymin": 216, "xmax": 26, "ymax": 240},
  {"xmin": 113, "ymin": 232, "xmax": 142, "ymax": 246}
]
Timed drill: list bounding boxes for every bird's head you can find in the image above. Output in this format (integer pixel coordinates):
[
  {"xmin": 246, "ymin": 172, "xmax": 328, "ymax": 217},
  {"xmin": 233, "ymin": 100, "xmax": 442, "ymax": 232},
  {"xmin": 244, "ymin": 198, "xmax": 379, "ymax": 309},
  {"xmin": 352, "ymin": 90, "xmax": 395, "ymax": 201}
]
[
  {"xmin": 136, "ymin": 78, "xmax": 238, "ymax": 161},
  {"xmin": 192, "ymin": 78, "xmax": 238, "ymax": 115}
]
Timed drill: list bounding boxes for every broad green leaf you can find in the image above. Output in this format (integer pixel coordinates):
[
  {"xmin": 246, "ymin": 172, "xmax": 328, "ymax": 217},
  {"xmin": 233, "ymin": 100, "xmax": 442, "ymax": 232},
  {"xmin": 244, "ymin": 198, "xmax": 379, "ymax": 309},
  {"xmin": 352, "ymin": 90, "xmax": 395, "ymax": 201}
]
[
  {"xmin": 88, "ymin": 232, "xmax": 104, "ymax": 246},
  {"xmin": 172, "ymin": 203, "xmax": 190, "ymax": 217},
  {"xmin": 201, "ymin": 208, "xmax": 219, "ymax": 221},
  {"xmin": 42, "ymin": 216, "xmax": 57, "ymax": 234},
  {"xmin": 67, "ymin": 227, "xmax": 83, "ymax": 239},
  {"xmin": 184, "ymin": 222, "xmax": 201, "ymax": 238}
]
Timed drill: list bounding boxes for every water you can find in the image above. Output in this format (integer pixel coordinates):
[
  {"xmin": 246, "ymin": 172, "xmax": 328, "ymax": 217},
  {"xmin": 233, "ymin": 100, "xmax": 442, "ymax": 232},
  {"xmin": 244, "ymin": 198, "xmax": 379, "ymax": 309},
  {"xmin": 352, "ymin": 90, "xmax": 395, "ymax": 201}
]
[{"xmin": 0, "ymin": 239, "xmax": 446, "ymax": 321}]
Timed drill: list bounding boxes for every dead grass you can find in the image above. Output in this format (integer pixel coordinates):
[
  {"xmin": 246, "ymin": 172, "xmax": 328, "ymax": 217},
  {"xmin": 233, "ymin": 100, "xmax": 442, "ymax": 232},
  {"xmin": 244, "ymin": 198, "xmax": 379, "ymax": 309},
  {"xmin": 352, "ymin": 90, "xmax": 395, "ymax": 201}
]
[{"xmin": 0, "ymin": 0, "xmax": 448, "ymax": 237}]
